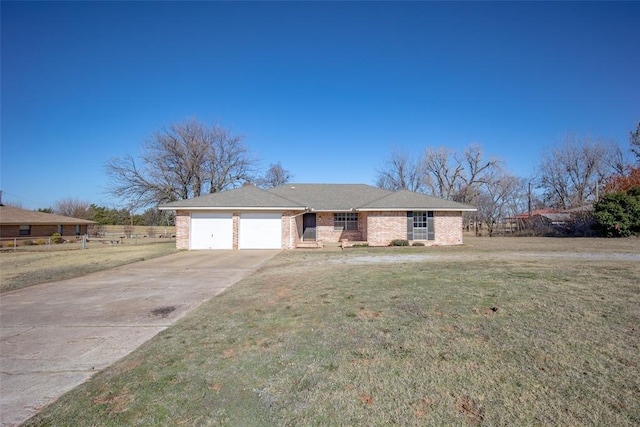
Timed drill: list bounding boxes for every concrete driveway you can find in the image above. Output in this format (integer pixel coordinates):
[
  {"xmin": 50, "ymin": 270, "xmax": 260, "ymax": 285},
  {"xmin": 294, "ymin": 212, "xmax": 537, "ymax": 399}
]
[{"xmin": 0, "ymin": 250, "xmax": 278, "ymax": 427}]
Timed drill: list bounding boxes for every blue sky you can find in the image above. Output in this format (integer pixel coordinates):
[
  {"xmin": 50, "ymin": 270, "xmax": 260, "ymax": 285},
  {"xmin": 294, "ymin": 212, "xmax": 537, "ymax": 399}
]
[{"xmin": 2, "ymin": 1, "xmax": 639, "ymax": 210}]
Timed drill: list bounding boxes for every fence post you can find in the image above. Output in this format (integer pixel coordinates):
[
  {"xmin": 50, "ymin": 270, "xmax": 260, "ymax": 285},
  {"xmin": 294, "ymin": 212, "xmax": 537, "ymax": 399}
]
[
  {"xmin": 13, "ymin": 238, "xmax": 17, "ymax": 252},
  {"xmin": 82, "ymin": 234, "xmax": 87, "ymax": 250}
]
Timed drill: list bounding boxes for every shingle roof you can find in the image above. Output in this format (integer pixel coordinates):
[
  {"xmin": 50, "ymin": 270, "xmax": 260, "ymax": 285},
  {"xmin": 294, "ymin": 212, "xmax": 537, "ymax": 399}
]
[
  {"xmin": 159, "ymin": 184, "xmax": 476, "ymax": 212},
  {"xmin": 268, "ymin": 184, "xmax": 393, "ymax": 211},
  {"xmin": 359, "ymin": 190, "xmax": 476, "ymax": 211},
  {"xmin": 159, "ymin": 185, "xmax": 305, "ymax": 210},
  {"xmin": 0, "ymin": 206, "xmax": 95, "ymax": 225}
]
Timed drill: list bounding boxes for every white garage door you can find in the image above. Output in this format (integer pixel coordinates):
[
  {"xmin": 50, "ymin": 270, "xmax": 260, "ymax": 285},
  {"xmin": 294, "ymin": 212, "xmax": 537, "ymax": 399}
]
[
  {"xmin": 190, "ymin": 213, "xmax": 233, "ymax": 250},
  {"xmin": 239, "ymin": 213, "xmax": 282, "ymax": 249}
]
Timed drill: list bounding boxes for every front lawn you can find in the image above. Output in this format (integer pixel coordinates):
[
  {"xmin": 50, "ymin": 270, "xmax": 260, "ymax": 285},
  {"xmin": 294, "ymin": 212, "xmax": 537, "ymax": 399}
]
[
  {"xmin": 0, "ymin": 241, "xmax": 177, "ymax": 293},
  {"xmin": 24, "ymin": 238, "xmax": 640, "ymax": 426}
]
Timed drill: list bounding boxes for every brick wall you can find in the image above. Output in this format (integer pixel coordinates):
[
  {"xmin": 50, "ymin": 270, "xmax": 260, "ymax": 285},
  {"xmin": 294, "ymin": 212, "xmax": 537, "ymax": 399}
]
[
  {"xmin": 232, "ymin": 213, "xmax": 239, "ymax": 250},
  {"xmin": 365, "ymin": 210, "xmax": 464, "ymax": 246},
  {"xmin": 433, "ymin": 211, "xmax": 464, "ymax": 245},
  {"xmin": 0, "ymin": 224, "xmax": 89, "ymax": 238},
  {"xmin": 282, "ymin": 211, "xmax": 300, "ymax": 249},
  {"xmin": 315, "ymin": 212, "xmax": 364, "ymax": 243},
  {"xmin": 0, "ymin": 225, "xmax": 20, "ymax": 238},
  {"xmin": 175, "ymin": 210, "xmax": 190, "ymax": 249},
  {"xmin": 366, "ymin": 211, "xmax": 407, "ymax": 246},
  {"xmin": 174, "ymin": 209, "xmax": 465, "ymax": 250}
]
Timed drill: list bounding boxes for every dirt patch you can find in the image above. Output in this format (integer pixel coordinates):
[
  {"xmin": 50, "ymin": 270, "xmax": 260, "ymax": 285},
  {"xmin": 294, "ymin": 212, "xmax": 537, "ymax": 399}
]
[
  {"xmin": 92, "ymin": 390, "xmax": 134, "ymax": 414},
  {"xmin": 357, "ymin": 310, "xmax": 382, "ymax": 319},
  {"xmin": 456, "ymin": 395, "xmax": 484, "ymax": 425},
  {"xmin": 474, "ymin": 307, "xmax": 499, "ymax": 315}
]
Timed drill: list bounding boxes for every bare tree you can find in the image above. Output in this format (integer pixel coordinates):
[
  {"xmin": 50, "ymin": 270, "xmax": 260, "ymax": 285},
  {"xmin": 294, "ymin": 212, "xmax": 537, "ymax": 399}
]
[
  {"xmin": 375, "ymin": 148, "xmax": 426, "ymax": 192},
  {"xmin": 422, "ymin": 144, "xmax": 501, "ymax": 204},
  {"xmin": 203, "ymin": 126, "xmax": 255, "ymax": 194},
  {"xmin": 53, "ymin": 198, "xmax": 91, "ymax": 219},
  {"xmin": 258, "ymin": 162, "xmax": 293, "ymax": 188},
  {"xmin": 458, "ymin": 143, "xmax": 502, "ymax": 204},
  {"xmin": 537, "ymin": 134, "xmax": 617, "ymax": 209},
  {"xmin": 106, "ymin": 118, "xmax": 255, "ymax": 208},
  {"xmin": 508, "ymin": 178, "xmax": 536, "ymax": 231},
  {"xmin": 423, "ymin": 146, "xmax": 465, "ymax": 199},
  {"xmin": 604, "ymin": 141, "xmax": 631, "ymax": 176},
  {"xmin": 476, "ymin": 172, "xmax": 521, "ymax": 236}
]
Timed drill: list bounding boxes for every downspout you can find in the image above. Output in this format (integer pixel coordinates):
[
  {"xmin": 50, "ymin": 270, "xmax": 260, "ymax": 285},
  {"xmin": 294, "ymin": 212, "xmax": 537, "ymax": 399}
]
[{"xmin": 289, "ymin": 209, "xmax": 309, "ymax": 249}]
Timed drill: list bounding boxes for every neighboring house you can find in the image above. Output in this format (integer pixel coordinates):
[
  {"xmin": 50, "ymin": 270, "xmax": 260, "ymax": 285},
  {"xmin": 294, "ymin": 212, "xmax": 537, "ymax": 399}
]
[
  {"xmin": 159, "ymin": 183, "xmax": 476, "ymax": 250},
  {"xmin": 0, "ymin": 205, "xmax": 94, "ymax": 238},
  {"xmin": 510, "ymin": 209, "xmax": 572, "ymax": 229}
]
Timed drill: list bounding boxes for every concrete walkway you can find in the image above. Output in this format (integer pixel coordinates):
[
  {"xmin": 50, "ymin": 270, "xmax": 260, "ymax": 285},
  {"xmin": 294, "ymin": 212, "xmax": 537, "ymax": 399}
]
[{"xmin": 0, "ymin": 250, "xmax": 278, "ymax": 427}]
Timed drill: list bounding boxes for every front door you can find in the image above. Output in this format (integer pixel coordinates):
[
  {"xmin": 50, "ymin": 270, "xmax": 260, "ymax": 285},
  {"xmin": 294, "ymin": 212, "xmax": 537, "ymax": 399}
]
[{"xmin": 302, "ymin": 213, "xmax": 316, "ymax": 241}]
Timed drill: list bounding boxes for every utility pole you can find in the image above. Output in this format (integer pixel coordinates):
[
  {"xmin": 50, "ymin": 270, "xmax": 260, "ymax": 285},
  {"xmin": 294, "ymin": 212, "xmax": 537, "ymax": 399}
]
[
  {"xmin": 528, "ymin": 181, "xmax": 532, "ymax": 218},
  {"xmin": 475, "ymin": 188, "xmax": 479, "ymax": 236}
]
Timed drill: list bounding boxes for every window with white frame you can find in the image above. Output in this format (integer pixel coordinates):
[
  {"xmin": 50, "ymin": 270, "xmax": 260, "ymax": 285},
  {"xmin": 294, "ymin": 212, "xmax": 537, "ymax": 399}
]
[
  {"xmin": 334, "ymin": 212, "xmax": 358, "ymax": 230},
  {"xmin": 409, "ymin": 211, "xmax": 434, "ymax": 240},
  {"xmin": 413, "ymin": 211, "xmax": 428, "ymax": 239}
]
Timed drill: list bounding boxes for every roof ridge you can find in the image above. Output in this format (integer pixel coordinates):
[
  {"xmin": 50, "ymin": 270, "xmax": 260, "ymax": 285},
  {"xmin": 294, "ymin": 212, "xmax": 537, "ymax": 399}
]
[
  {"xmin": 352, "ymin": 187, "xmax": 396, "ymax": 209},
  {"xmin": 263, "ymin": 186, "xmax": 309, "ymax": 206}
]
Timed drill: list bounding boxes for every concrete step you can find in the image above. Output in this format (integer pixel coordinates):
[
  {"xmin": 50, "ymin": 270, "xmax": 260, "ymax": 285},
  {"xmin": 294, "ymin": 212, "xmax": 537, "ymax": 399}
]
[{"xmin": 296, "ymin": 241, "xmax": 324, "ymax": 249}]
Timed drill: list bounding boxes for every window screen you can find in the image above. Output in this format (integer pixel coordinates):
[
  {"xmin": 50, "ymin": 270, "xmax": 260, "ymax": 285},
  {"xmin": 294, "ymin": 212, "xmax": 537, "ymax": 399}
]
[
  {"xmin": 334, "ymin": 213, "xmax": 358, "ymax": 230},
  {"xmin": 410, "ymin": 211, "xmax": 434, "ymax": 240},
  {"xmin": 413, "ymin": 211, "xmax": 428, "ymax": 240}
]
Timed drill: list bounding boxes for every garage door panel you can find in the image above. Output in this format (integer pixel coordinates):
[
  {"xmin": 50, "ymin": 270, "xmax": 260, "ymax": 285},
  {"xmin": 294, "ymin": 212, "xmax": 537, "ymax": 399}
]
[
  {"xmin": 190, "ymin": 213, "xmax": 233, "ymax": 250},
  {"xmin": 239, "ymin": 213, "xmax": 282, "ymax": 249}
]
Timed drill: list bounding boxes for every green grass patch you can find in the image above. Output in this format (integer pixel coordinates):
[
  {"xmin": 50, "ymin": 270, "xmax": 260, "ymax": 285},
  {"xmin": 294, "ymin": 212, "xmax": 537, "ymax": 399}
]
[
  {"xmin": 24, "ymin": 239, "xmax": 640, "ymax": 426},
  {"xmin": 351, "ymin": 243, "xmax": 369, "ymax": 248}
]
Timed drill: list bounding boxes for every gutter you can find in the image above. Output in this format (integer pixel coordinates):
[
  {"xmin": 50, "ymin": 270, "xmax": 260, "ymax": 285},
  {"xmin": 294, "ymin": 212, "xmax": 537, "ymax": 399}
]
[{"xmin": 356, "ymin": 207, "xmax": 477, "ymax": 212}]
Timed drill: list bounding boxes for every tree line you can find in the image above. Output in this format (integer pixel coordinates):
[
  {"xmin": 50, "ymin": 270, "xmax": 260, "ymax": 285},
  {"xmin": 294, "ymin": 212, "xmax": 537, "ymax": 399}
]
[
  {"xmin": 375, "ymin": 124, "xmax": 640, "ymax": 236},
  {"xmin": 39, "ymin": 201, "xmax": 173, "ymax": 227},
  {"xmin": 37, "ymin": 119, "xmax": 640, "ymax": 236}
]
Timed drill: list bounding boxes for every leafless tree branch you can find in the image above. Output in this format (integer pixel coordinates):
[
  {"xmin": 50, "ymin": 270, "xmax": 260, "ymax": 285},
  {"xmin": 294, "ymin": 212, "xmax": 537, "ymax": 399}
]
[{"xmin": 105, "ymin": 119, "xmax": 255, "ymax": 208}]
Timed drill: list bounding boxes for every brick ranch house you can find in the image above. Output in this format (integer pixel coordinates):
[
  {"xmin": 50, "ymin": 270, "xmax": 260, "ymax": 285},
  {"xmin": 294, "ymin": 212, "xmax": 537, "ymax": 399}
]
[
  {"xmin": 0, "ymin": 205, "xmax": 94, "ymax": 239},
  {"xmin": 159, "ymin": 184, "xmax": 476, "ymax": 250}
]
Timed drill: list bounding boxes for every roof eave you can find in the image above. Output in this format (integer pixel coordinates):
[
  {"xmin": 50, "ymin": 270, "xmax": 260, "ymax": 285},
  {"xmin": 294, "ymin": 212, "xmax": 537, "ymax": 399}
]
[
  {"xmin": 159, "ymin": 206, "xmax": 305, "ymax": 211},
  {"xmin": 357, "ymin": 207, "xmax": 477, "ymax": 212},
  {"xmin": 1, "ymin": 221, "xmax": 95, "ymax": 225},
  {"xmin": 309, "ymin": 208, "xmax": 357, "ymax": 212}
]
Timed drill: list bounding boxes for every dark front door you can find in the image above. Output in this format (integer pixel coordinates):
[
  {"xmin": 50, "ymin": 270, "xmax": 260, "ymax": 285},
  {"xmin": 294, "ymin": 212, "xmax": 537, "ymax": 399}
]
[{"xmin": 303, "ymin": 213, "xmax": 317, "ymax": 241}]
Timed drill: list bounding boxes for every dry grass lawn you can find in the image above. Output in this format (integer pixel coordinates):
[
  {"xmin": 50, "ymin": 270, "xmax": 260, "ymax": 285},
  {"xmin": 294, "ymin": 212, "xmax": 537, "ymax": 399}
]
[
  {"xmin": 19, "ymin": 236, "xmax": 640, "ymax": 426},
  {"xmin": 0, "ymin": 241, "xmax": 177, "ymax": 293}
]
